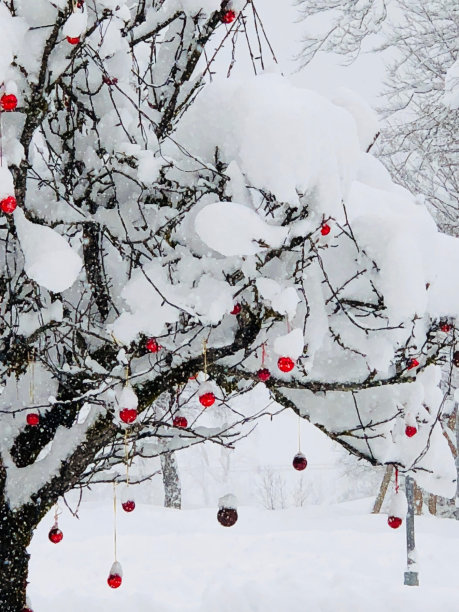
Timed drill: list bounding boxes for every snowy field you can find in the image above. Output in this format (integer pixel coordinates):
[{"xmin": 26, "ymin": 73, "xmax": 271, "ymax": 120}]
[{"xmin": 28, "ymin": 499, "xmax": 459, "ymax": 612}]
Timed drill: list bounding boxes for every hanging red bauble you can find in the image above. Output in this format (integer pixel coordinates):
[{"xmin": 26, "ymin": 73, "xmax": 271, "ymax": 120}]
[
  {"xmin": 107, "ymin": 573, "xmax": 122, "ymax": 589},
  {"xmin": 217, "ymin": 507, "xmax": 238, "ymax": 527},
  {"xmin": 320, "ymin": 223, "xmax": 331, "ymax": 236},
  {"xmin": 278, "ymin": 356, "xmax": 295, "ymax": 373},
  {"xmin": 292, "ymin": 452, "xmax": 307, "ymax": 471},
  {"xmin": 1, "ymin": 93, "xmax": 17, "ymax": 111},
  {"xmin": 22, "ymin": 609, "xmax": 33, "ymax": 612},
  {"xmin": 199, "ymin": 392, "xmax": 215, "ymax": 407},
  {"xmin": 26, "ymin": 413, "xmax": 40, "ymax": 426},
  {"xmin": 222, "ymin": 10, "xmax": 236, "ymax": 23},
  {"xmin": 119, "ymin": 408, "xmax": 137, "ymax": 424},
  {"xmin": 405, "ymin": 425, "xmax": 417, "ymax": 438},
  {"xmin": 407, "ymin": 358, "xmax": 419, "ymax": 370},
  {"xmin": 440, "ymin": 322, "xmax": 451, "ymax": 333},
  {"xmin": 145, "ymin": 338, "xmax": 161, "ymax": 353},
  {"xmin": 122, "ymin": 500, "xmax": 135, "ymax": 513},
  {"xmin": 173, "ymin": 415, "xmax": 187, "ymax": 428},
  {"xmin": 230, "ymin": 303, "xmax": 241, "ymax": 315},
  {"xmin": 48, "ymin": 527, "xmax": 63, "ymax": 544},
  {"xmin": 1, "ymin": 196, "xmax": 17, "ymax": 214},
  {"xmin": 67, "ymin": 36, "xmax": 80, "ymax": 45},
  {"xmin": 454, "ymin": 351, "xmax": 459, "ymax": 367},
  {"xmin": 257, "ymin": 368, "xmax": 271, "ymax": 382},
  {"xmin": 387, "ymin": 515, "xmax": 402, "ymax": 529}
]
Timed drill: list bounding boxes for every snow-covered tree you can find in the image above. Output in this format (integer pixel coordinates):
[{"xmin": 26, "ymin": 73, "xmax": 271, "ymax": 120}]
[{"xmin": 0, "ymin": 1, "xmax": 458, "ymax": 609}]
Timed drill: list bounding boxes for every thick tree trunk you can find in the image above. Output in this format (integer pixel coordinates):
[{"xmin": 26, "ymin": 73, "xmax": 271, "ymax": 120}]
[
  {"xmin": 161, "ymin": 451, "xmax": 182, "ymax": 509},
  {"xmin": 0, "ymin": 505, "xmax": 33, "ymax": 612}
]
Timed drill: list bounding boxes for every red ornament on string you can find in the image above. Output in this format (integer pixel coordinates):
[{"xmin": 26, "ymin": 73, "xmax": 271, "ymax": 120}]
[
  {"xmin": 145, "ymin": 338, "xmax": 161, "ymax": 353},
  {"xmin": 1, "ymin": 93, "xmax": 17, "ymax": 111},
  {"xmin": 257, "ymin": 368, "xmax": 271, "ymax": 382},
  {"xmin": 66, "ymin": 36, "xmax": 80, "ymax": 45},
  {"xmin": 217, "ymin": 507, "xmax": 238, "ymax": 526},
  {"xmin": 173, "ymin": 415, "xmax": 187, "ymax": 428},
  {"xmin": 48, "ymin": 527, "xmax": 63, "ymax": 544},
  {"xmin": 122, "ymin": 500, "xmax": 135, "ymax": 513},
  {"xmin": 23, "ymin": 609, "xmax": 33, "ymax": 612},
  {"xmin": 1, "ymin": 196, "xmax": 17, "ymax": 214},
  {"xmin": 222, "ymin": 10, "xmax": 236, "ymax": 23},
  {"xmin": 320, "ymin": 223, "xmax": 331, "ymax": 236},
  {"xmin": 119, "ymin": 408, "xmax": 137, "ymax": 424},
  {"xmin": 107, "ymin": 573, "xmax": 122, "ymax": 589},
  {"xmin": 199, "ymin": 392, "xmax": 215, "ymax": 407},
  {"xmin": 278, "ymin": 356, "xmax": 295, "ymax": 373},
  {"xmin": 405, "ymin": 425, "xmax": 417, "ymax": 438},
  {"xmin": 440, "ymin": 322, "xmax": 451, "ymax": 333},
  {"xmin": 26, "ymin": 413, "xmax": 40, "ymax": 426},
  {"xmin": 407, "ymin": 358, "xmax": 419, "ymax": 370},
  {"xmin": 387, "ymin": 515, "xmax": 402, "ymax": 529},
  {"xmin": 292, "ymin": 452, "xmax": 307, "ymax": 471},
  {"xmin": 230, "ymin": 303, "xmax": 241, "ymax": 315}
]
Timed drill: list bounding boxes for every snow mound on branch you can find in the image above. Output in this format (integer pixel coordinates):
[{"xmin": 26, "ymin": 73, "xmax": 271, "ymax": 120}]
[
  {"xmin": 175, "ymin": 74, "xmax": 360, "ymax": 215},
  {"xmin": 14, "ymin": 208, "xmax": 82, "ymax": 292},
  {"xmin": 195, "ymin": 202, "xmax": 288, "ymax": 256}
]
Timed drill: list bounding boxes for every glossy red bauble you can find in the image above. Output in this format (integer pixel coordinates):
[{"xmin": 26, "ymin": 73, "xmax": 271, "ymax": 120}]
[
  {"xmin": 278, "ymin": 356, "xmax": 295, "ymax": 373},
  {"xmin": 217, "ymin": 507, "xmax": 238, "ymax": 527},
  {"xmin": 173, "ymin": 415, "xmax": 187, "ymax": 428},
  {"xmin": 122, "ymin": 500, "xmax": 135, "ymax": 513},
  {"xmin": 405, "ymin": 425, "xmax": 417, "ymax": 438},
  {"xmin": 320, "ymin": 223, "xmax": 331, "ymax": 236},
  {"xmin": 1, "ymin": 94, "xmax": 17, "ymax": 111},
  {"xmin": 145, "ymin": 338, "xmax": 161, "ymax": 353},
  {"xmin": 199, "ymin": 392, "xmax": 215, "ymax": 407},
  {"xmin": 407, "ymin": 358, "xmax": 419, "ymax": 370},
  {"xmin": 257, "ymin": 368, "xmax": 271, "ymax": 382},
  {"xmin": 67, "ymin": 36, "xmax": 80, "ymax": 45},
  {"xmin": 119, "ymin": 408, "xmax": 137, "ymax": 424},
  {"xmin": 48, "ymin": 527, "xmax": 63, "ymax": 544},
  {"xmin": 230, "ymin": 303, "xmax": 241, "ymax": 315},
  {"xmin": 22, "ymin": 608, "xmax": 33, "ymax": 612},
  {"xmin": 292, "ymin": 452, "xmax": 307, "ymax": 471},
  {"xmin": 222, "ymin": 10, "xmax": 236, "ymax": 23},
  {"xmin": 26, "ymin": 413, "xmax": 40, "ymax": 426},
  {"xmin": 1, "ymin": 196, "xmax": 17, "ymax": 214},
  {"xmin": 440, "ymin": 323, "xmax": 451, "ymax": 333},
  {"xmin": 107, "ymin": 574, "xmax": 122, "ymax": 589},
  {"xmin": 388, "ymin": 515, "xmax": 402, "ymax": 529}
]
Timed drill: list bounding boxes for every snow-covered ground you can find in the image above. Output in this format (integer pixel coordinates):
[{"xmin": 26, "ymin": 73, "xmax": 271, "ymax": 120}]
[{"xmin": 28, "ymin": 499, "xmax": 459, "ymax": 611}]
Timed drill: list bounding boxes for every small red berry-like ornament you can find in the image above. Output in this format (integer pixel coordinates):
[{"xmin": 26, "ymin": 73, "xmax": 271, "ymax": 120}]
[
  {"xmin": 320, "ymin": 223, "xmax": 331, "ymax": 236},
  {"xmin": 405, "ymin": 425, "xmax": 417, "ymax": 438},
  {"xmin": 119, "ymin": 408, "xmax": 137, "ymax": 424},
  {"xmin": 257, "ymin": 368, "xmax": 271, "ymax": 382},
  {"xmin": 199, "ymin": 392, "xmax": 215, "ymax": 407},
  {"xmin": 222, "ymin": 10, "xmax": 236, "ymax": 23},
  {"xmin": 145, "ymin": 338, "xmax": 161, "ymax": 353},
  {"xmin": 292, "ymin": 452, "xmax": 307, "ymax": 471},
  {"xmin": 217, "ymin": 494, "xmax": 238, "ymax": 527},
  {"xmin": 1, "ymin": 195, "xmax": 17, "ymax": 214},
  {"xmin": 107, "ymin": 561, "xmax": 123, "ymax": 589},
  {"xmin": 67, "ymin": 36, "xmax": 80, "ymax": 45},
  {"xmin": 387, "ymin": 515, "xmax": 402, "ymax": 529},
  {"xmin": 1, "ymin": 93, "xmax": 17, "ymax": 111},
  {"xmin": 122, "ymin": 500, "xmax": 135, "ymax": 513},
  {"xmin": 278, "ymin": 356, "xmax": 295, "ymax": 373},
  {"xmin": 230, "ymin": 303, "xmax": 241, "ymax": 315},
  {"xmin": 440, "ymin": 322, "xmax": 451, "ymax": 333},
  {"xmin": 48, "ymin": 527, "xmax": 63, "ymax": 544},
  {"xmin": 23, "ymin": 609, "xmax": 33, "ymax": 612},
  {"xmin": 407, "ymin": 358, "xmax": 419, "ymax": 370},
  {"xmin": 26, "ymin": 413, "xmax": 40, "ymax": 426},
  {"xmin": 173, "ymin": 415, "xmax": 187, "ymax": 428}
]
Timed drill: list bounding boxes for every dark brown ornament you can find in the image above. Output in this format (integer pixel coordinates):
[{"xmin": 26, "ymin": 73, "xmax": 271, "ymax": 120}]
[{"xmin": 217, "ymin": 507, "xmax": 238, "ymax": 527}]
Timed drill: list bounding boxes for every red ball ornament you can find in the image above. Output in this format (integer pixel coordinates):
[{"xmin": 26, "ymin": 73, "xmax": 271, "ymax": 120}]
[
  {"xmin": 257, "ymin": 368, "xmax": 271, "ymax": 382},
  {"xmin": 292, "ymin": 452, "xmax": 307, "ymax": 471},
  {"xmin": 119, "ymin": 408, "xmax": 137, "ymax": 424},
  {"xmin": 278, "ymin": 356, "xmax": 295, "ymax": 373},
  {"xmin": 1, "ymin": 93, "xmax": 17, "ymax": 111},
  {"xmin": 67, "ymin": 36, "xmax": 80, "ymax": 45},
  {"xmin": 440, "ymin": 323, "xmax": 451, "ymax": 333},
  {"xmin": 230, "ymin": 303, "xmax": 241, "ymax": 315},
  {"xmin": 145, "ymin": 338, "xmax": 161, "ymax": 353},
  {"xmin": 107, "ymin": 573, "xmax": 122, "ymax": 589},
  {"xmin": 320, "ymin": 223, "xmax": 331, "ymax": 236},
  {"xmin": 173, "ymin": 415, "xmax": 187, "ymax": 428},
  {"xmin": 26, "ymin": 413, "xmax": 40, "ymax": 426},
  {"xmin": 453, "ymin": 351, "xmax": 459, "ymax": 368},
  {"xmin": 48, "ymin": 527, "xmax": 63, "ymax": 544},
  {"xmin": 1, "ymin": 196, "xmax": 17, "ymax": 214},
  {"xmin": 217, "ymin": 507, "xmax": 238, "ymax": 527},
  {"xmin": 405, "ymin": 425, "xmax": 417, "ymax": 438},
  {"xmin": 407, "ymin": 358, "xmax": 419, "ymax": 370},
  {"xmin": 199, "ymin": 392, "xmax": 215, "ymax": 407},
  {"xmin": 122, "ymin": 500, "xmax": 135, "ymax": 513},
  {"xmin": 387, "ymin": 515, "xmax": 402, "ymax": 529},
  {"xmin": 222, "ymin": 10, "xmax": 236, "ymax": 23},
  {"xmin": 23, "ymin": 609, "xmax": 33, "ymax": 612}
]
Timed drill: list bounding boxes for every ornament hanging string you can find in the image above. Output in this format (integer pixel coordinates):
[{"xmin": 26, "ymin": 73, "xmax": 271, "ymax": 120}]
[
  {"xmin": 286, "ymin": 318, "xmax": 291, "ymax": 334},
  {"xmin": 0, "ymin": 113, "xmax": 3, "ymax": 167},
  {"xmin": 29, "ymin": 349, "xmax": 35, "ymax": 405},
  {"xmin": 261, "ymin": 342, "xmax": 266, "ymax": 366},
  {"xmin": 53, "ymin": 503, "xmax": 61, "ymax": 529},
  {"xmin": 202, "ymin": 339, "xmax": 208, "ymax": 377},
  {"xmin": 395, "ymin": 467, "xmax": 399, "ymax": 494},
  {"xmin": 297, "ymin": 414, "xmax": 301, "ymax": 453},
  {"xmin": 124, "ymin": 430, "xmax": 130, "ymax": 486},
  {"xmin": 113, "ymin": 482, "xmax": 118, "ymax": 561}
]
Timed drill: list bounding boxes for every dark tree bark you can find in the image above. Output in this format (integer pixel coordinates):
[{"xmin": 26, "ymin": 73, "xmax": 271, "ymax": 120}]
[{"xmin": 161, "ymin": 451, "xmax": 182, "ymax": 509}]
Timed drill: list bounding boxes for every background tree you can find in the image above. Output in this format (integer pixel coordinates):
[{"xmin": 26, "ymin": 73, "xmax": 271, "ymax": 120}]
[{"xmin": 0, "ymin": 1, "xmax": 458, "ymax": 610}]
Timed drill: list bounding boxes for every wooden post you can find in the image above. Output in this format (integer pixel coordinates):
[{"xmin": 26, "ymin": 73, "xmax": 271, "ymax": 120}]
[
  {"xmin": 404, "ymin": 476, "xmax": 419, "ymax": 586},
  {"xmin": 372, "ymin": 465, "xmax": 393, "ymax": 513}
]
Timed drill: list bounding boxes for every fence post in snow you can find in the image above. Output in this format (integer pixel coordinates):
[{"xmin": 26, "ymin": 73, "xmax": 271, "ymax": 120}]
[{"xmin": 404, "ymin": 475, "xmax": 419, "ymax": 586}]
